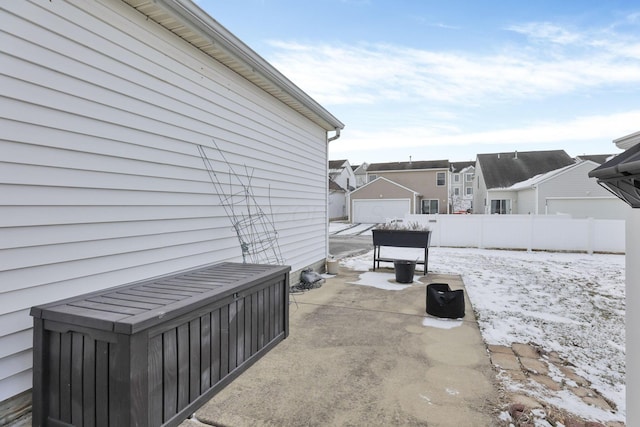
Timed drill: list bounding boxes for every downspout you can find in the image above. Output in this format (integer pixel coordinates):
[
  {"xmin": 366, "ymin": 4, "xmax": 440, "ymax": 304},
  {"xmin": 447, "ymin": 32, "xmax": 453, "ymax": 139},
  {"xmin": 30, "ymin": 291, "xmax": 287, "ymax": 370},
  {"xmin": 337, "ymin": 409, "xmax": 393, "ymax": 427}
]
[
  {"xmin": 326, "ymin": 128, "xmax": 341, "ymax": 262},
  {"xmin": 328, "ymin": 128, "xmax": 341, "ymax": 142}
]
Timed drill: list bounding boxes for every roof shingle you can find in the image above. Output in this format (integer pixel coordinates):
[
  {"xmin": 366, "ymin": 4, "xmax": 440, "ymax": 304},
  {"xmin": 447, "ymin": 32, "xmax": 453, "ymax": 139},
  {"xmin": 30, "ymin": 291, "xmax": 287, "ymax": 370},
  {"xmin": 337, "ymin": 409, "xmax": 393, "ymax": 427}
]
[
  {"xmin": 478, "ymin": 150, "xmax": 574, "ymax": 189},
  {"xmin": 367, "ymin": 160, "xmax": 449, "ymax": 172}
]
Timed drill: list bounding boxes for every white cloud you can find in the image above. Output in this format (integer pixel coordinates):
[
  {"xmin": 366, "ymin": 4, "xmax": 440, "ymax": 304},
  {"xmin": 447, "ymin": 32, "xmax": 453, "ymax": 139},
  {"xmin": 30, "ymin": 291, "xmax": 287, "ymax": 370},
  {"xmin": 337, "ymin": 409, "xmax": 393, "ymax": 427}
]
[
  {"xmin": 267, "ymin": 22, "xmax": 640, "ymax": 106},
  {"xmin": 506, "ymin": 22, "xmax": 582, "ymax": 45},
  {"xmin": 331, "ymin": 110, "xmax": 640, "ymax": 152}
]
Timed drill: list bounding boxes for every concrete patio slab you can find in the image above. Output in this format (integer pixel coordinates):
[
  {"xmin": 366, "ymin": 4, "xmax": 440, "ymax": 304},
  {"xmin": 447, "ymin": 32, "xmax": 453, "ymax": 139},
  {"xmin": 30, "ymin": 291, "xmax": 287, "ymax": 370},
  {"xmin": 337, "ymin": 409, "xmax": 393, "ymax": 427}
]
[{"xmin": 179, "ymin": 267, "xmax": 501, "ymax": 427}]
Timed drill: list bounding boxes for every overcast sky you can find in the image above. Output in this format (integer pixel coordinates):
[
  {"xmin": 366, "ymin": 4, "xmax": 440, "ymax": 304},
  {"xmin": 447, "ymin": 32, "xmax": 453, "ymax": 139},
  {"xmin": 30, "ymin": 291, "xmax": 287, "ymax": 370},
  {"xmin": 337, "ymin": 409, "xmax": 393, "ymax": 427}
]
[{"xmin": 197, "ymin": 0, "xmax": 640, "ymax": 164}]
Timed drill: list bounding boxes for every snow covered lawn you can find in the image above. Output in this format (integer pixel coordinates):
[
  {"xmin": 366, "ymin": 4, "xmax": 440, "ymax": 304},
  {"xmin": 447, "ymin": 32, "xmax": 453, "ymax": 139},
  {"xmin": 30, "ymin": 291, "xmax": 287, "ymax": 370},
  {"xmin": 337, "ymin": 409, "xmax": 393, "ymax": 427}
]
[{"xmin": 341, "ymin": 246, "xmax": 626, "ymax": 423}]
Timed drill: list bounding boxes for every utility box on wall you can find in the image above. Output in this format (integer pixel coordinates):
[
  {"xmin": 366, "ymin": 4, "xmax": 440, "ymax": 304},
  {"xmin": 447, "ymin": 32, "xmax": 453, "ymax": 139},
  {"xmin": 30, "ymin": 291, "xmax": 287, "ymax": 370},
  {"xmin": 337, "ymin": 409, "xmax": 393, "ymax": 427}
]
[{"xmin": 30, "ymin": 262, "xmax": 290, "ymax": 427}]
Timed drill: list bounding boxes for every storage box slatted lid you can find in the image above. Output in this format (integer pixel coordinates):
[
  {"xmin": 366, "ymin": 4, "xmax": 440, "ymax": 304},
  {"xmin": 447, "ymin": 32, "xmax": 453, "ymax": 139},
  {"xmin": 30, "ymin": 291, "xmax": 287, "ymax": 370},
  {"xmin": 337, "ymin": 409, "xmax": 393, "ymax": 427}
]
[{"xmin": 30, "ymin": 262, "xmax": 290, "ymax": 334}]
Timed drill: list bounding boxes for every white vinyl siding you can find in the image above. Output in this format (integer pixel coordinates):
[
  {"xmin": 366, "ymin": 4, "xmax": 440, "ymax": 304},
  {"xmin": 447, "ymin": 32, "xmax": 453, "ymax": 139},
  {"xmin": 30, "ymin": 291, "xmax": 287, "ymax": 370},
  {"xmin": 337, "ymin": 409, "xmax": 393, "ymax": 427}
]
[
  {"xmin": 0, "ymin": 0, "xmax": 331, "ymax": 401},
  {"xmin": 535, "ymin": 162, "xmax": 613, "ymax": 216}
]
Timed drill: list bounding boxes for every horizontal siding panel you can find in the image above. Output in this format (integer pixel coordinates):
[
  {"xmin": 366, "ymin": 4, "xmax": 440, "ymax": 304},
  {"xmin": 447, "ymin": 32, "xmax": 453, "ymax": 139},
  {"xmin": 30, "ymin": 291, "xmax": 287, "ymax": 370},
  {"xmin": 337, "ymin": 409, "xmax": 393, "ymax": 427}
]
[
  {"xmin": 1, "ymin": 4, "xmax": 325, "ymax": 166},
  {"xmin": 0, "ymin": 152, "xmax": 326, "ymax": 194},
  {"xmin": 0, "ymin": 310, "xmax": 32, "ymax": 338},
  {"xmin": 0, "ymin": 184, "xmax": 220, "ymax": 205},
  {"xmin": 0, "ymin": 218, "xmax": 227, "ymax": 250},
  {"xmin": 0, "ymin": 370, "xmax": 31, "ymax": 402},
  {"xmin": 0, "ymin": 128, "xmax": 325, "ymax": 195},
  {"xmin": 0, "ymin": 350, "xmax": 31, "ymax": 382},
  {"xmin": 0, "ymin": 162, "xmax": 215, "ymax": 194},
  {"xmin": 1, "ymin": 229, "xmax": 233, "ymax": 272},
  {"xmin": 0, "ymin": 183, "xmax": 324, "ymax": 206},
  {"xmin": 0, "ymin": 330, "xmax": 32, "ymax": 359},
  {"xmin": 0, "ymin": 206, "xmax": 221, "ymax": 227},
  {"xmin": 1, "ymin": 239, "xmax": 240, "ymax": 299}
]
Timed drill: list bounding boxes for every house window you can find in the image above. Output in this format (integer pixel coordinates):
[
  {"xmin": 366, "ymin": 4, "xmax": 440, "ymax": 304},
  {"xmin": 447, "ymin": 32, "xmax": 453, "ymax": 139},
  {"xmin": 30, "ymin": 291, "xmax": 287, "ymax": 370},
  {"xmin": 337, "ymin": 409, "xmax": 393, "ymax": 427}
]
[
  {"xmin": 453, "ymin": 188, "xmax": 460, "ymax": 196},
  {"xmin": 490, "ymin": 199, "xmax": 511, "ymax": 214},
  {"xmin": 368, "ymin": 174, "xmax": 377, "ymax": 182},
  {"xmin": 465, "ymin": 173, "xmax": 474, "ymax": 182},
  {"xmin": 436, "ymin": 172, "xmax": 445, "ymax": 186},
  {"xmin": 466, "ymin": 187, "xmax": 473, "ymax": 196},
  {"xmin": 454, "ymin": 174, "xmax": 460, "ymax": 183},
  {"xmin": 421, "ymin": 199, "xmax": 439, "ymax": 214}
]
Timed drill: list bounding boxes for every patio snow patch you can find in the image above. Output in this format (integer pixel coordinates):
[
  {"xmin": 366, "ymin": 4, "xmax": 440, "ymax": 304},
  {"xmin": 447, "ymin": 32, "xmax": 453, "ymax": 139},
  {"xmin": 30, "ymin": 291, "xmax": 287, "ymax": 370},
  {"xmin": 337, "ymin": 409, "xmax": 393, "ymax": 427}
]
[
  {"xmin": 422, "ymin": 317, "xmax": 463, "ymax": 329},
  {"xmin": 347, "ymin": 271, "xmax": 414, "ymax": 290}
]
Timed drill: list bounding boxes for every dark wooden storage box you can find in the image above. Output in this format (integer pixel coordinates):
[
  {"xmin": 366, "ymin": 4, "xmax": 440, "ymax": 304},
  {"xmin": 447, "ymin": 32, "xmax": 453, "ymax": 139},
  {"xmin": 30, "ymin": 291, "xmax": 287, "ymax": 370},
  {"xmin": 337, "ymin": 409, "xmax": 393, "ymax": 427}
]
[{"xmin": 30, "ymin": 262, "xmax": 290, "ymax": 427}]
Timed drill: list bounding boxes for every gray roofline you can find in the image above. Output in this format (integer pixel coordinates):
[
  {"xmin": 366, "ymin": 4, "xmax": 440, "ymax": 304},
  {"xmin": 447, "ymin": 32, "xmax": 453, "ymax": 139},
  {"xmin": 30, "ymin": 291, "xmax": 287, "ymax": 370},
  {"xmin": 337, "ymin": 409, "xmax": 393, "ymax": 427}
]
[
  {"xmin": 613, "ymin": 130, "xmax": 640, "ymax": 150},
  {"xmin": 126, "ymin": 0, "xmax": 344, "ymax": 132},
  {"xmin": 350, "ymin": 176, "xmax": 421, "ymax": 196}
]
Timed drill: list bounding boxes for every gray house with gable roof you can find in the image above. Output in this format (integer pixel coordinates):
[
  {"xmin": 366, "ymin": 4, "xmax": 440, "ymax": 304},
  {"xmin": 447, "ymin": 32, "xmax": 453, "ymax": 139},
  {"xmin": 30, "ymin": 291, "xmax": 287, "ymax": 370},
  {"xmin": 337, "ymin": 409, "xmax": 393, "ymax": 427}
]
[{"xmin": 473, "ymin": 150, "xmax": 575, "ymax": 214}]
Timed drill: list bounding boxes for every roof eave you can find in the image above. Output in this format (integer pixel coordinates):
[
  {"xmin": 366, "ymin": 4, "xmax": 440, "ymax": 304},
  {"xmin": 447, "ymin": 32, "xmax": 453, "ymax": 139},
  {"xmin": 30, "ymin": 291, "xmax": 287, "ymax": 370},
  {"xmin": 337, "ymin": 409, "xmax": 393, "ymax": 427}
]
[
  {"xmin": 122, "ymin": 0, "xmax": 344, "ymax": 132},
  {"xmin": 613, "ymin": 130, "xmax": 640, "ymax": 150}
]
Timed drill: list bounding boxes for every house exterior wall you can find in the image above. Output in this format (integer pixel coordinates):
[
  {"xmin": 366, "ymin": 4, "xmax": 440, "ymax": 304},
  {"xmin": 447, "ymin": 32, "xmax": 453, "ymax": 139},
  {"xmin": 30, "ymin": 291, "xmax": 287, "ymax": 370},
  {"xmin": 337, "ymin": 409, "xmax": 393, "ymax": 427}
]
[
  {"xmin": 545, "ymin": 198, "xmax": 627, "ymax": 219},
  {"xmin": 449, "ymin": 167, "xmax": 475, "ymax": 212},
  {"xmin": 536, "ymin": 162, "xmax": 615, "ymax": 215},
  {"xmin": 329, "ymin": 191, "xmax": 347, "ymax": 220},
  {"xmin": 335, "ymin": 164, "xmax": 356, "ymax": 191},
  {"xmin": 473, "ymin": 162, "xmax": 488, "ymax": 214},
  {"xmin": 0, "ymin": 0, "xmax": 333, "ymax": 404},
  {"xmin": 516, "ymin": 188, "xmax": 537, "ymax": 214},
  {"xmin": 486, "ymin": 190, "xmax": 518, "ymax": 214},
  {"xmin": 462, "ymin": 168, "xmax": 475, "ymax": 209},
  {"xmin": 352, "ymin": 163, "xmax": 369, "ymax": 187},
  {"xmin": 370, "ymin": 170, "xmax": 448, "ymax": 214},
  {"xmin": 350, "ymin": 179, "xmax": 416, "ymax": 211},
  {"xmin": 513, "ymin": 161, "xmax": 627, "ymax": 218}
]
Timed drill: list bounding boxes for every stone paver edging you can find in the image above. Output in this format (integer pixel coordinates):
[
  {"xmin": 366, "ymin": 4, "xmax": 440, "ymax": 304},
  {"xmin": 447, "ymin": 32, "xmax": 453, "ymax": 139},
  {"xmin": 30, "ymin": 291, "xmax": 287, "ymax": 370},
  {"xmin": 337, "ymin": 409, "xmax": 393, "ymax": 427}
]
[{"xmin": 487, "ymin": 342, "xmax": 624, "ymax": 427}]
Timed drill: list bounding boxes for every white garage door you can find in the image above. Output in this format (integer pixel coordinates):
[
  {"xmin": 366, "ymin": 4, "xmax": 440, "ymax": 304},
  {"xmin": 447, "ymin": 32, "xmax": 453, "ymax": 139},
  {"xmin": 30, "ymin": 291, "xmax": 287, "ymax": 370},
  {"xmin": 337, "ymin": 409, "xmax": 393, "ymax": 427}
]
[{"xmin": 352, "ymin": 199, "xmax": 411, "ymax": 223}]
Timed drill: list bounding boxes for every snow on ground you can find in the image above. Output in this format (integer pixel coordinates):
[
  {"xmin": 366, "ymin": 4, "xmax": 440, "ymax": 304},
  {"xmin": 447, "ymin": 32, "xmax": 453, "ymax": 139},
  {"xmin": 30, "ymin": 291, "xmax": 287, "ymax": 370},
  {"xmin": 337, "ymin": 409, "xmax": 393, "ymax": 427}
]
[
  {"xmin": 341, "ymin": 246, "xmax": 626, "ymax": 422},
  {"xmin": 329, "ymin": 222, "xmax": 376, "ymax": 236}
]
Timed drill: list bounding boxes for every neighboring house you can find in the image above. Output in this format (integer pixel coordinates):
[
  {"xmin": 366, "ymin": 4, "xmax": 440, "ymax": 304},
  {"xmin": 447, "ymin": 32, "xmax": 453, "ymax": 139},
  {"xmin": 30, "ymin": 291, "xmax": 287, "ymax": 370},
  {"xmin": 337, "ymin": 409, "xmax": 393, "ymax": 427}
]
[
  {"xmin": 328, "ymin": 159, "xmax": 356, "ymax": 220},
  {"xmin": 352, "ymin": 162, "xmax": 369, "ymax": 187},
  {"xmin": 348, "ymin": 160, "xmax": 450, "ymax": 223},
  {"xmin": 507, "ymin": 159, "xmax": 627, "ymax": 219},
  {"xmin": 328, "ymin": 179, "xmax": 348, "ymax": 220},
  {"xmin": 348, "ymin": 177, "xmax": 421, "ymax": 223},
  {"xmin": 449, "ymin": 161, "xmax": 475, "ymax": 213},
  {"xmin": 473, "ymin": 150, "xmax": 575, "ymax": 214},
  {"xmin": 588, "ymin": 130, "xmax": 638, "ymax": 424},
  {"xmin": 0, "ymin": 0, "xmax": 343, "ymax": 417},
  {"xmin": 329, "ymin": 159, "xmax": 356, "ymax": 191}
]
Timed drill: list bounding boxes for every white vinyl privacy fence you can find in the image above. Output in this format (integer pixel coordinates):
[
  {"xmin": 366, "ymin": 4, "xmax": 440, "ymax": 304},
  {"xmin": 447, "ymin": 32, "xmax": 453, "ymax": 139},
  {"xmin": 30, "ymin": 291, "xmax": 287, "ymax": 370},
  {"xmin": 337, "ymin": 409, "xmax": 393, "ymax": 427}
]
[{"xmin": 405, "ymin": 214, "xmax": 625, "ymax": 254}]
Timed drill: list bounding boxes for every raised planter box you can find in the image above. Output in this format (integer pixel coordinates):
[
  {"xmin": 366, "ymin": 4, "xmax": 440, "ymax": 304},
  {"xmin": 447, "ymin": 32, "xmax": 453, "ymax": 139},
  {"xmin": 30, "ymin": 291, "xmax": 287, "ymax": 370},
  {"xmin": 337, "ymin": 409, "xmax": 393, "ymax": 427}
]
[
  {"xmin": 372, "ymin": 229, "xmax": 431, "ymax": 275},
  {"xmin": 30, "ymin": 262, "xmax": 290, "ymax": 427}
]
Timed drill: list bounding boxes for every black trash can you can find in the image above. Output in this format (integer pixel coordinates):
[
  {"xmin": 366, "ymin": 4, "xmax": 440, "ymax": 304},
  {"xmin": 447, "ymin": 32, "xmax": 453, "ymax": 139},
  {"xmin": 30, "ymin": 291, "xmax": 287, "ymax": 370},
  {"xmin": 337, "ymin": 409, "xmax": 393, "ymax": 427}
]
[
  {"xmin": 394, "ymin": 260, "xmax": 416, "ymax": 283},
  {"xmin": 426, "ymin": 283, "xmax": 465, "ymax": 318}
]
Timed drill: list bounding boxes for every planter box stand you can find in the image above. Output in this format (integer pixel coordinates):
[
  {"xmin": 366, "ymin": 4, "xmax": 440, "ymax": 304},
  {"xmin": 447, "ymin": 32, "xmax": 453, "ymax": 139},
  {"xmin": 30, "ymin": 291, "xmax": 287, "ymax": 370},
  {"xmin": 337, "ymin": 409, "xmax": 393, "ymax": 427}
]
[{"xmin": 372, "ymin": 229, "xmax": 431, "ymax": 275}]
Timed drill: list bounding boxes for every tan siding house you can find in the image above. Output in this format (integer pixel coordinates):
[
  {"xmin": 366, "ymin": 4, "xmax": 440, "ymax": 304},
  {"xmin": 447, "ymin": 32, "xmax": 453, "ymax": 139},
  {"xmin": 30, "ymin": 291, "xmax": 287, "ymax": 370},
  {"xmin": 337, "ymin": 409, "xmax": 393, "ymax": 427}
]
[
  {"xmin": 364, "ymin": 161, "xmax": 450, "ymax": 216},
  {"xmin": 349, "ymin": 177, "xmax": 419, "ymax": 223}
]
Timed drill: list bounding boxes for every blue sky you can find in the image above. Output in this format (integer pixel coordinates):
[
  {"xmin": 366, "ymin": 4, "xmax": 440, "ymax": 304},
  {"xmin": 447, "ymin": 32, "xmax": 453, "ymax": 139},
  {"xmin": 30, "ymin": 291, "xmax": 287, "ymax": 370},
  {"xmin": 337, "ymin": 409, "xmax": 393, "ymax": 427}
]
[{"xmin": 196, "ymin": 0, "xmax": 640, "ymax": 164}]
